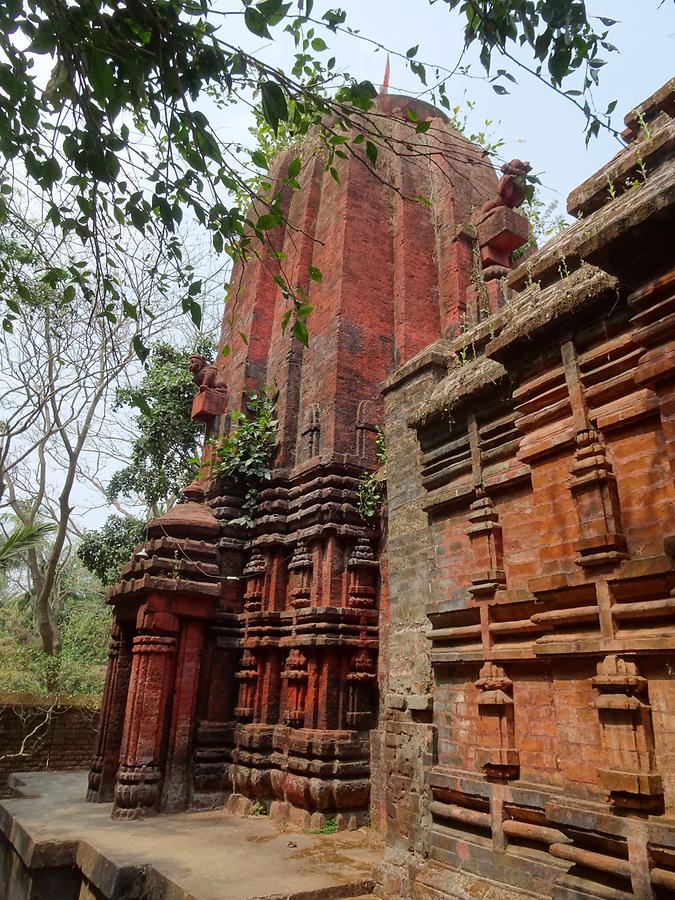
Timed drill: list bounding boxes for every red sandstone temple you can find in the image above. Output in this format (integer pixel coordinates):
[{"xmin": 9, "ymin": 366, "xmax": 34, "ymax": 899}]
[{"xmin": 84, "ymin": 79, "xmax": 675, "ymax": 899}]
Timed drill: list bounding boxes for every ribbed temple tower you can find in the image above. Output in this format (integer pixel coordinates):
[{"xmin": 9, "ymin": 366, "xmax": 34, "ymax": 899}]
[{"xmin": 86, "ymin": 93, "xmax": 524, "ymax": 826}]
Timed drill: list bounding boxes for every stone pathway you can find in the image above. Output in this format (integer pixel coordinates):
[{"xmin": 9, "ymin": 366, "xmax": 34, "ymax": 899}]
[{"xmin": 0, "ymin": 771, "xmax": 382, "ymax": 899}]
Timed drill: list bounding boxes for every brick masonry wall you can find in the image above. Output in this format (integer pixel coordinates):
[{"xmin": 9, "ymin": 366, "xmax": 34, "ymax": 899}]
[
  {"xmin": 374, "ymin": 347, "xmax": 449, "ymax": 896},
  {"xmin": 376, "ymin": 80, "xmax": 675, "ymax": 899},
  {"xmin": 0, "ymin": 694, "xmax": 99, "ymax": 797}
]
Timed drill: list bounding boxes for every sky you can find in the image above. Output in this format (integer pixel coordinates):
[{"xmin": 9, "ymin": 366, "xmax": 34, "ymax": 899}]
[
  {"xmin": 11, "ymin": 0, "xmax": 675, "ymax": 533},
  {"xmin": 214, "ymin": 0, "xmax": 675, "ymax": 213}
]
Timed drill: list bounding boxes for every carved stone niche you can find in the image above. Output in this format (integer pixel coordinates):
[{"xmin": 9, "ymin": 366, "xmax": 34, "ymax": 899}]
[
  {"xmin": 570, "ymin": 428, "xmax": 628, "ymax": 568},
  {"xmin": 475, "ymin": 662, "xmax": 519, "ymax": 779},
  {"xmin": 301, "ymin": 404, "xmax": 321, "ymax": 460},
  {"xmin": 234, "ymin": 650, "xmax": 259, "ymax": 722},
  {"xmin": 355, "ymin": 399, "xmax": 381, "ymax": 459},
  {"xmin": 346, "ymin": 647, "xmax": 377, "ymax": 729},
  {"xmin": 466, "ymin": 490, "xmax": 507, "ymax": 597},
  {"xmin": 346, "ymin": 537, "xmax": 378, "ymax": 609},
  {"xmin": 242, "ymin": 549, "xmax": 266, "ymax": 613},
  {"xmin": 591, "ymin": 655, "xmax": 663, "ymax": 811},
  {"xmin": 281, "ymin": 648, "xmax": 308, "ymax": 728},
  {"xmin": 288, "ymin": 540, "xmax": 313, "ymax": 609}
]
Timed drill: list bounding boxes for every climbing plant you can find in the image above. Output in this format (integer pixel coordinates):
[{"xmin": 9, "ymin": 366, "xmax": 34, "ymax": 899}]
[
  {"xmin": 357, "ymin": 427, "xmax": 387, "ymax": 521},
  {"xmin": 212, "ymin": 391, "xmax": 278, "ymax": 525}
]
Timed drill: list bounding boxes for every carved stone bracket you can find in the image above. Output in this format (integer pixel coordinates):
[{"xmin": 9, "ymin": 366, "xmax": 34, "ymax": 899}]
[
  {"xmin": 243, "ymin": 548, "xmax": 267, "ymax": 613},
  {"xmin": 288, "ymin": 540, "xmax": 313, "ymax": 609},
  {"xmin": 467, "ymin": 491, "xmax": 507, "ymax": 596},
  {"xmin": 570, "ymin": 427, "xmax": 627, "ymax": 567},
  {"xmin": 281, "ymin": 648, "xmax": 308, "ymax": 727},
  {"xmin": 234, "ymin": 650, "xmax": 259, "ymax": 722},
  {"xmin": 475, "ymin": 661, "xmax": 519, "ymax": 779},
  {"xmin": 346, "ymin": 647, "xmax": 377, "ymax": 729},
  {"xmin": 346, "ymin": 537, "xmax": 379, "ymax": 609},
  {"xmin": 301, "ymin": 404, "xmax": 321, "ymax": 460},
  {"xmin": 591, "ymin": 655, "xmax": 663, "ymax": 810},
  {"xmin": 560, "ymin": 340, "xmax": 628, "ymax": 569}
]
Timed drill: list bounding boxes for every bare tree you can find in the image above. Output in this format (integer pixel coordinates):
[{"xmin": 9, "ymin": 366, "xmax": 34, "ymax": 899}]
[{"xmin": 0, "ymin": 229, "xmax": 222, "ymax": 656}]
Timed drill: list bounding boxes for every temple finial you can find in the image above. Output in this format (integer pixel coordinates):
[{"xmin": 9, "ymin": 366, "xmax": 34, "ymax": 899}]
[{"xmin": 381, "ymin": 54, "xmax": 390, "ymax": 95}]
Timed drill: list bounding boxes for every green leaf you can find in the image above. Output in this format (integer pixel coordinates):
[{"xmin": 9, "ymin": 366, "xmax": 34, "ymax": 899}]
[
  {"xmin": 195, "ymin": 126, "xmax": 222, "ymax": 163},
  {"xmin": 415, "ymin": 121, "xmax": 431, "ymax": 133},
  {"xmin": 293, "ymin": 319, "xmax": 309, "ymax": 346},
  {"xmin": 190, "ymin": 300, "xmax": 202, "ymax": 328},
  {"xmin": 245, "ymin": 7, "xmax": 271, "ymax": 38},
  {"xmin": 406, "ymin": 45, "xmax": 419, "ymax": 58},
  {"xmin": 548, "ymin": 48, "xmax": 572, "ymax": 83},
  {"xmin": 256, "ymin": 213, "xmax": 280, "ymax": 230},
  {"xmin": 287, "ymin": 156, "xmax": 301, "ymax": 179},
  {"xmin": 311, "ymin": 37, "xmax": 327, "ymax": 51},
  {"xmin": 122, "ymin": 300, "xmax": 138, "ymax": 320},
  {"xmin": 366, "ymin": 141, "xmax": 378, "ymax": 166},
  {"xmin": 350, "ymin": 80, "xmax": 377, "ymax": 111},
  {"xmin": 492, "ymin": 84, "xmax": 509, "ymax": 95},
  {"xmin": 308, "ymin": 265, "xmax": 322, "ymax": 282},
  {"xmin": 132, "ymin": 335, "xmax": 149, "ymax": 363},
  {"xmin": 41, "ymin": 156, "xmax": 62, "ymax": 187},
  {"xmin": 257, "ymin": 0, "xmax": 291, "ymax": 21},
  {"xmin": 260, "ymin": 81, "xmax": 288, "ymax": 135},
  {"xmin": 251, "ymin": 149, "xmax": 269, "ymax": 169},
  {"xmin": 89, "ymin": 53, "xmax": 114, "ymax": 98}
]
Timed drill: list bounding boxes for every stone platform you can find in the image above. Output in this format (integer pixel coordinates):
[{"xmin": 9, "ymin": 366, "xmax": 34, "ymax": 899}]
[{"xmin": 0, "ymin": 772, "xmax": 381, "ymax": 900}]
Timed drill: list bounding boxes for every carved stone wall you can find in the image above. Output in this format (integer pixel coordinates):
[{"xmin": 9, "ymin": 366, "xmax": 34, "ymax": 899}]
[{"xmin": 378, "ymin": 80, "xmax": 675, "ymax": 898}]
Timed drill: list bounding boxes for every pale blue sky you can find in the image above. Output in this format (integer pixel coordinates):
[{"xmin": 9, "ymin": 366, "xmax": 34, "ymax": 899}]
[{"xmin": 217, "ymin": 0, "xmax": 675, "ymax": 211}]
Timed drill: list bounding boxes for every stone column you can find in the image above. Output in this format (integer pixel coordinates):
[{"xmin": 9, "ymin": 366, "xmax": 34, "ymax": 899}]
[
  {"xmin": 86, "ymin": 619, "xmax": 133, "ymax": 802},
  {"xmin": 112, "ymin": 611, "xmax": 178, "ymax": 820},
  {"xmin": 161, "ymin": 617, "xmax": 208, "ymax": 812}
]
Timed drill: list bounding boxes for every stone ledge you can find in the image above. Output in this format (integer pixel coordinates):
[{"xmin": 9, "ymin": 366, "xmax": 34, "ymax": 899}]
[{"xmin": 0, "ymin": 771, "xmax": 382, "ymax": 900}]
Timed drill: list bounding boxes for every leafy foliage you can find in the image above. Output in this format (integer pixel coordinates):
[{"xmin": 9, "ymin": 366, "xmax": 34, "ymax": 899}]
[
  {"xmin": 0, "ymin": 521, "xmax": 55, "ymax": 571},
  {"xmin": 433, "ymin": 0, "xmax": 621, "ymax": 144},
  {"xmin": 213, "ymin": 391, "xmax": 278, "ymax": 525},
  {"xmin": 305, "ymin": 815, "xmax": 337, "ymax": 834},
  {"xmin": 357, "ymin": 428, "xmax": 387, "ymax": 521},
  {"xmin": 107, "ymin": 339, "xmax": 215, "ymax": 511},
  {"xmin": 0, "ymin": 559, "xmax": 110, "ymax": 697},
  {"xmin": 514, "ymin": 194, "xmax": 569, "ymax": 260},
  {"xmin": 0, "ymin": 0, "xmax": 626, "ymax": 348},
  {"xmin": 444, "ymin": 98, "xmax": 505, "ymax": 158},
  {"xmin": 77, "ymin": 516, "xmax": 146, "ymax": 586}
]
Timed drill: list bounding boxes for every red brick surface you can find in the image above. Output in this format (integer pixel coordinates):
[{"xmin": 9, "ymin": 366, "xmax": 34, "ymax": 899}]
[
  {"xmin": 88, "ymin": 94, "xmax": 498, "ymax": 828},
  {"xmin": 379, "ymin": 81, "xmax": 675, "ymax": 899}
]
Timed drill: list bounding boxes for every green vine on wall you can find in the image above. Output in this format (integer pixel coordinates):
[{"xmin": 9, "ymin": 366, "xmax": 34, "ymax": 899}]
[
  {"xmin": 357, "ymin": 428, "xmax": 387, "ymax": 521},
  {"xmin": 212, "ymin": 391, "xmax": 278, "ymax": 526}
]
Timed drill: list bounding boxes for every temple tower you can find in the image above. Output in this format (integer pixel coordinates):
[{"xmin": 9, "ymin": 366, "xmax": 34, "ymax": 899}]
[{"xmin": 88, "ymin": 93, "xmax": 517, "ymax": 825}]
